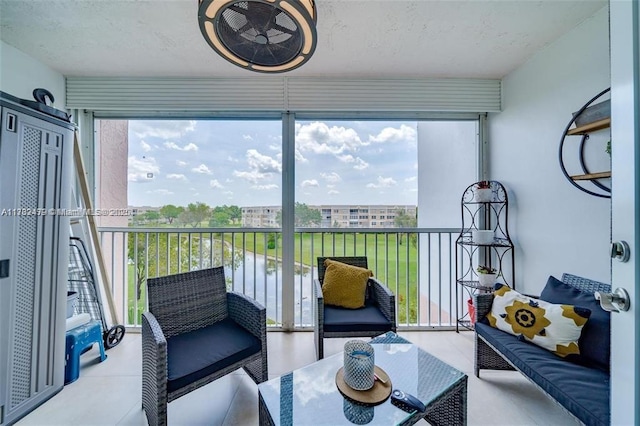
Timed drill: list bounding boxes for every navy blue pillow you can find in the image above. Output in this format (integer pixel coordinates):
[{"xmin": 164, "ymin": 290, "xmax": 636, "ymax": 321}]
[{"xmin": 540, "ymin": 275, "xmax": 610, "ymax": 371}]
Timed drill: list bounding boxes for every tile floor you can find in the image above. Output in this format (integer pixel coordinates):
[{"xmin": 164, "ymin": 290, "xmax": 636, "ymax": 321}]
[{"xmin": 17, "ymin": 330, "xmax": 578, "ymax": 426}]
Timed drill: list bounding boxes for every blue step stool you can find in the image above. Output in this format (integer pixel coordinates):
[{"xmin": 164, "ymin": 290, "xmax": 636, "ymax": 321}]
[{"xmin": 65, "ymin": 320, "xmax": 107, "ymax": 384}]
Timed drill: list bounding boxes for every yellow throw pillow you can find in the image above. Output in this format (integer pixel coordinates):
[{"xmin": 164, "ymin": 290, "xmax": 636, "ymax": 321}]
[
  {"xmin": 321, "ymin": 259, "xmax": 373, "ymax": 309},
  {"xmin": 487, "ymin": 284, "xmax": 591, "ymax": 358}
]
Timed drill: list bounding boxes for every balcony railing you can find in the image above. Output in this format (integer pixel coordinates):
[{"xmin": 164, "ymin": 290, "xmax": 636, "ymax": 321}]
[{"xmin": 97, "ymin": 227, "xmax": 461, "ymax": 330}]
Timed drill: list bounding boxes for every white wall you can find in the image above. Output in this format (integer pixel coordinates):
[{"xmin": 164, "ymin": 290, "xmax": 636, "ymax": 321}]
[
  {"xmin": 489, "ymin": 6, "xmax": 611, "ymax": 293},
  {"xmin": 0, "ymin": 41, "xmax": 66, "ymax": 109},
  {"xmin": 417, "ymin": 120, "xmax": 479, "ymax": 324}
]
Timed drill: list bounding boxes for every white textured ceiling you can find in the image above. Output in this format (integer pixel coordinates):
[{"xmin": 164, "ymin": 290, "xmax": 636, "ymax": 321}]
[{"xmin": 0, "ymin": 0, "xmax": 606, "ymax": 79}]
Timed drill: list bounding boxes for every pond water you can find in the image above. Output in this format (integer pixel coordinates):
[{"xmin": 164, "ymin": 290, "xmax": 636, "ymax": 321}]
[{"xmin": 225, "ymin": 252, "xmax": 315, "ymax": 325}]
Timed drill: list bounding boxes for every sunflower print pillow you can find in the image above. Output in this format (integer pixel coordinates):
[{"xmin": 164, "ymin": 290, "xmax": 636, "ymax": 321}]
[{"xmin": 487, "ymin": 284, "xmax": 591, "ymax": 358}]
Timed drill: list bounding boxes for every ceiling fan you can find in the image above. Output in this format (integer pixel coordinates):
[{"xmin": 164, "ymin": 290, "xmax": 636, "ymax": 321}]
[{"xmin": 198, "ymin": 0, "xmax": 317, "ymax": 73}]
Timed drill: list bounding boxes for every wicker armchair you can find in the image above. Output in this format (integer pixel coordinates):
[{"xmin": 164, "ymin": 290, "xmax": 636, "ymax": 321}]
[
  {"xmin": 313, "ymin": 256, "xmax": 396, "ymax": 359},
  {"xmin": 142, "ymin": 267, "xmax": 268, "ymax": 426}
]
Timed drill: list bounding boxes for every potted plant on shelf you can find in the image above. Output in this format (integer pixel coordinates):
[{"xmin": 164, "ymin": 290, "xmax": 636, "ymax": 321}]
[
  {"xmin": 474, "ymin": 181, "xmax": 493, "ymax": 202},
  {"xmin": 476, "ymin": 265, "xmax": 498, "ymax": 287}
]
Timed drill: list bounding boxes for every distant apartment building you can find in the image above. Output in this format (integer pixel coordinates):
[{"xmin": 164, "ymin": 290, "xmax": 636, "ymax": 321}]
[
  {"xmin": 242, "ymin": 206, "xmax": 281, "ymax": 227},
  {"xmin": 241, "ymin": 205, "xmax": 417, "ymax": 228},
  {"xmin": 320, "ymin": 205, "xmax": 417, "ymax": 228}
]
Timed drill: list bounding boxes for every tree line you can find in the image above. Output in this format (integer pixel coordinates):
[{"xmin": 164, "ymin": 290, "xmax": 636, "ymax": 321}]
[
  {"xmin": 130, "ymin": 202, "xmax": 417, "ymax": 229},
  {"xmin": 132, "ymin": 203, "xmax": 242, "ymax": 227}
]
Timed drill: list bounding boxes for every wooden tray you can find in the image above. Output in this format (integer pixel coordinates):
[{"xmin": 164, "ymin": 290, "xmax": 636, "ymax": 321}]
[{"xmin": 335, "ymin": 366, "xmax": 392, "ymax": 405}]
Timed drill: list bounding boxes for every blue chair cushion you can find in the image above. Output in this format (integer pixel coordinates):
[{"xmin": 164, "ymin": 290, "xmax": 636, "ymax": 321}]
[
  {"xmin": 323, "ymin": 304, "xmax": 393, "ymax": 333},
  {"xmin": 540, "ymin": 275, "xmax": 610, "ymax": 371},
  {"xmin": 166, "ymin": 317, "xmax": 261, "ymax": 393},
  {"xmin": 476, "ymin": 322, "xmax": 609, "ymax": 426}
]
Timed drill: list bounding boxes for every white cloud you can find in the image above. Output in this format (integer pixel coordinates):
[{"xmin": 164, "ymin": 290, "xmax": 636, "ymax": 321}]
[
  {"xmin": 295, "ymin": 149, "xmax": 308, "ymax": 163},
  {"xmin": 295, "ymin": 122, "xmax": 365, "ymax": 156},
  {"xmin": 176, "ymin": 160, "xmax": 188, "ymax": 167},
  {"xmin": 321, "ymin": 172, "xmax": 342, "ymax": 183},
  {"xmin": 354, "ymin": 158, "xmax": 369, "ymax": 170},
  {"xmin": 209, "ymin": 179, "xmax": 224, "ymax": 189},
  {"xmin": 233, "ymin": 149, "xmax": 281, "ymax": 184},
  {"xmin": 140, "ymin": 140, "xmax": 152, "ymax": 152},
  {"xmin": 367, "ymin": 176, "xmax": 397, "ymax": 188},
  {"xmin": 405, "ymin": 176, "xmax": 417, "ymax": 182},
  {"xmin": 243, "ymin": 134, "xmax": 253, "ymax": 141},
  {"xmin": 167, "ymin": 174, "xmax": 187, "ymax": 181},
  {"xmin": 146, "ymin": 189, "xmax": 174, "ymax": 195},
  {"xmin": 191, "ymin": 164, "xmax": 212, "ymax": 174},
  {"xmin": 130, "ymin": 120, "xmax": 196, "ymax": 139},
  {"xmin": 246, "ymin": 149, "xmax": 281, "ymax": 173},
  {"xmin": 369, "ymin": 124, "xmax": 417, "ymax": 144},
  {"xmin": 253, "ymin": 184, "xmax": 278, "ymax": 190},
  {"xmin": 128, "ymin": 156, "xmax": 159, "ymax": 182},
  {"xmin": 301, "ymin": 179, "xmax": 319, "ymax": 188},
  {"xmin": 233, "ymin": 170, "xmax": 264, "ymax": 184},
  {"xmin": 164, "ymin": 141, "xmax": 199, "ymax": 151},
  {"xmin": 328, "ymin": 189, "xmax": 339, "ymax": 194}
]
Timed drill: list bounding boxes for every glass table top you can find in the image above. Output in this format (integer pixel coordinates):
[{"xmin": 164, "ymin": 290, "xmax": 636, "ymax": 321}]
[{"xmin": 258, "ymin": 339, "xmax": 466, "ymax": 425}]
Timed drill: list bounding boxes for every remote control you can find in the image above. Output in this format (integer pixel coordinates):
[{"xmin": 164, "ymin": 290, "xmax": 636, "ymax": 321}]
[{"xmin": 390, "ymin": 389, "xmax": 426, "ymax": 413}]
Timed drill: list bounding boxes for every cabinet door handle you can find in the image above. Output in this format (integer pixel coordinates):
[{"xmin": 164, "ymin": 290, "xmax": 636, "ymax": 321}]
[
  {"xmin": 0, "ymin": 259, "xmax": 9, "ymax": 278},
  {"xmin": 6, "ymin": 113, "xmax": 17, "ymax": 132}
]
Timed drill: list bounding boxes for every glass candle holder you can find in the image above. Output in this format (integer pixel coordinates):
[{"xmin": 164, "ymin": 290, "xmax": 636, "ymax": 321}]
[{"xmin": 343, "ymin": 340, "xmax": 375, "ymax": 390}]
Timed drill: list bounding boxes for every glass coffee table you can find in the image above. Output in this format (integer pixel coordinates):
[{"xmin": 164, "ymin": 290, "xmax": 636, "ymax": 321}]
[{"xmin": 258, "ymin": 333, "xmax": 467, "ymax": 425}]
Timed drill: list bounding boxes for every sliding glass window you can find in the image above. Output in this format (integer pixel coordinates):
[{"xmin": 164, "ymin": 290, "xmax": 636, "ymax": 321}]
[
  {"xmin": 94, "ymin": 116, "xmax": 480, "ymax": 329},
  {"xmin": 293, "ymin": 118, "xmax": 479, "ymax": 327},
  {"xmin": 95, "ymin": 119, "xmax": 283, "ymax": 326}
]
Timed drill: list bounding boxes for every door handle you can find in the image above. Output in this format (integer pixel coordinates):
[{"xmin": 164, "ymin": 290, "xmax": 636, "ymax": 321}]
[
  {"xmin": 610, "ymin": 241, "xmax": 630, "ymax": 262},
  {"xmin": 594, "ymin": 288, "xmax": 630, "ymax": 312}
]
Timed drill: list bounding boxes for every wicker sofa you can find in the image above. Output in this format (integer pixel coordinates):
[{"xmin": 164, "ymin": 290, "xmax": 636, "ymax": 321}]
[{"xmin": 473, "ymin": 273, "xmax": 611, "ymax": 426}]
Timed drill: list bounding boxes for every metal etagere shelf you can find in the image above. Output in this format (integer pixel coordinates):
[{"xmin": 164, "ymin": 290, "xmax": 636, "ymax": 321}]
[
  {"xmin": 558, "ymin": 87, "xmax": 611, "ymax": 199},
  {"xmin": 455, "ymin": 181, "xmax": 515, "ymax": 331}
]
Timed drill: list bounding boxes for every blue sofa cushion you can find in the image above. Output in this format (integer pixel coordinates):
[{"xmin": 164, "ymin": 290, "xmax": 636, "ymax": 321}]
[
  {"xmin": 477, "ymin": 322, "xmax": 609, "ymax": 426},
  {"xmin": 166, "ymin": 317, "xmax": 261, "ymax": 393},
  {"xmin": 324, "ymin": 304, "xmax": 393, "ymax": 333},
  {"xmin": 540, "ymin": 275, "xmax": 610, "ymax": 371}
]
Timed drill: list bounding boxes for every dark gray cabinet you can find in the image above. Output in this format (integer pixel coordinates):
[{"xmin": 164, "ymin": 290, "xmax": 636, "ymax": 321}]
[{"xmin": 0, "ymin": 92, "xmax": 74, "ymax": 425}]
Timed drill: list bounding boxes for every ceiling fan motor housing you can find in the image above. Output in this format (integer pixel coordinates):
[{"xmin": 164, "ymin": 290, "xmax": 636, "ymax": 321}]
[{"xmin": 198, "ymin": 0, "xmax": 317, "ymax": 73}]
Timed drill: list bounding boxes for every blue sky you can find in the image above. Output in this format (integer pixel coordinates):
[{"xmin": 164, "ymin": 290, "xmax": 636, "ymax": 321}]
[{"xmin": 127, "ymin": 119, "xmax": 418, "ymax": 208}]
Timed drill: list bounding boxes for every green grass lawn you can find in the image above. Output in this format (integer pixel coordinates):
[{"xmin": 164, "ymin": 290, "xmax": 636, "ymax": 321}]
[
  {"xmin": 127, "ymin": 263, "xmax": 146, "ymax": 325},
  {"xmin": 229, "ymin": 232, "xmax": 419, "ymax": 324},
  {"xmin": 126, "ymin": 231, "xmax": 420, "ymax": 325}
]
